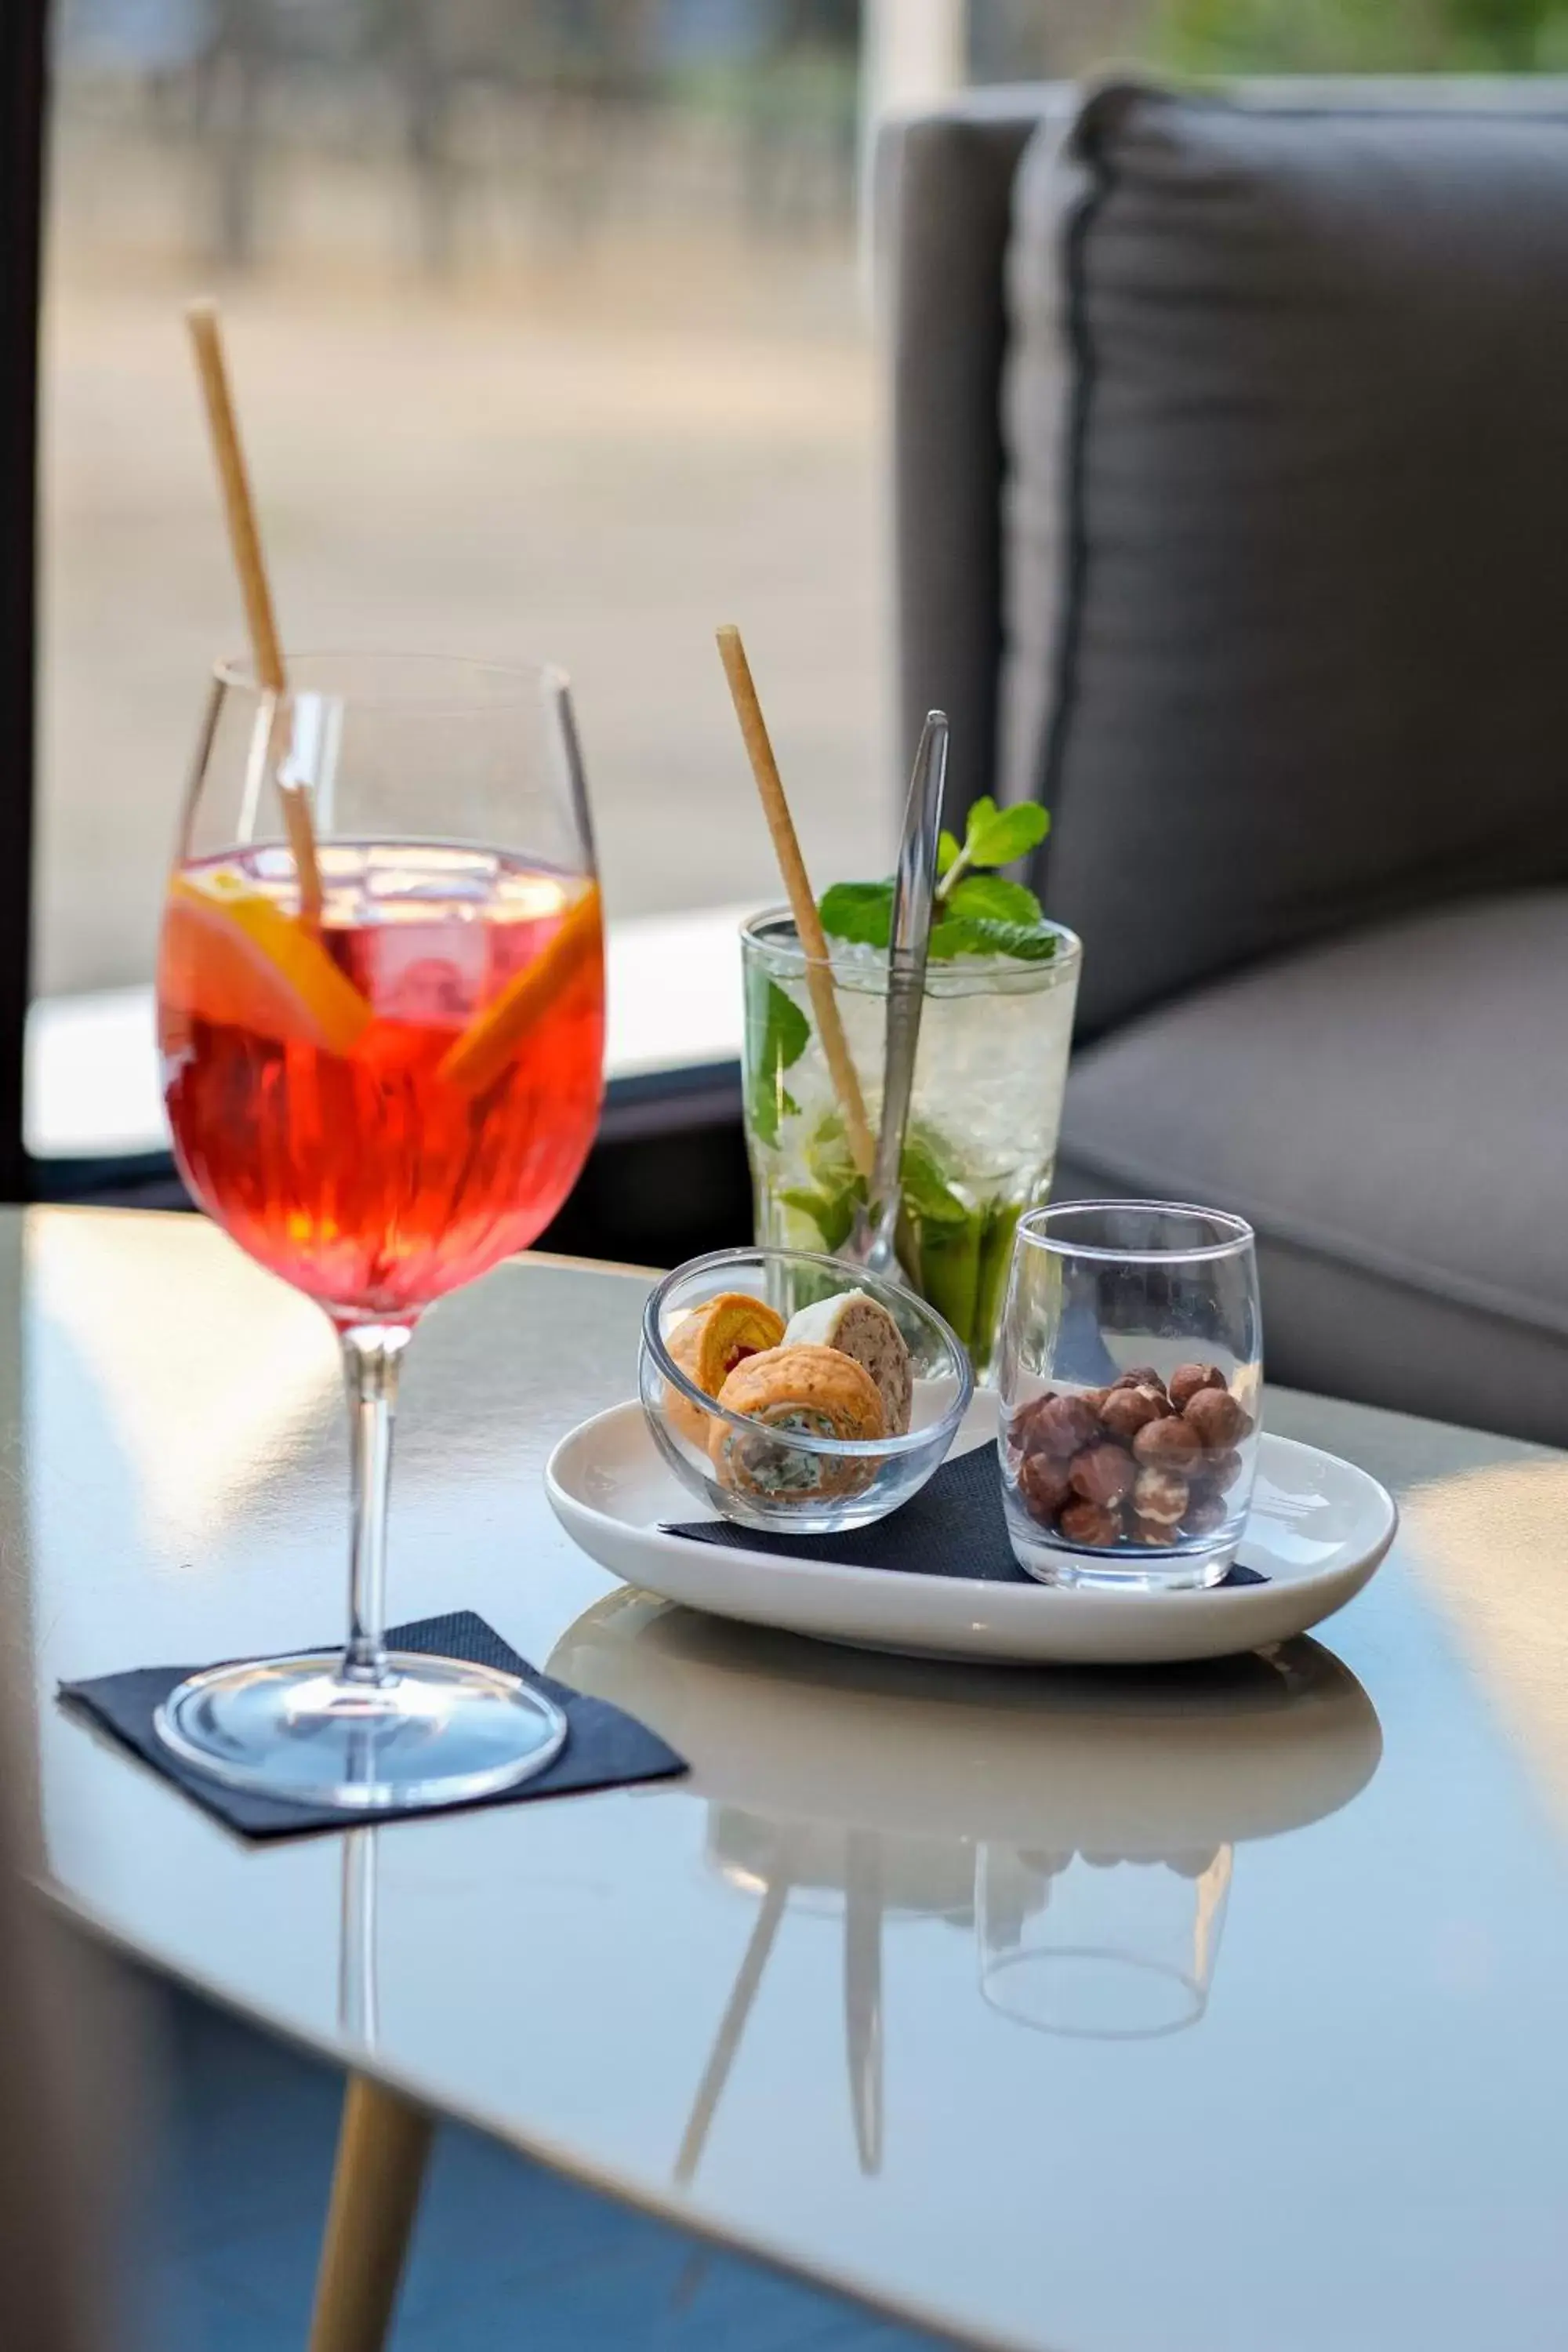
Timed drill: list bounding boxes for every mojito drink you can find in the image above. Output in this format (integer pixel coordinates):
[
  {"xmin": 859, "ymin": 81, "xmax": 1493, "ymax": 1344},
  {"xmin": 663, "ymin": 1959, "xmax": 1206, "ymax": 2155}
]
[{"xmin": 742, "ymin": 910, "xmax": 1081, "ymax": 1377}]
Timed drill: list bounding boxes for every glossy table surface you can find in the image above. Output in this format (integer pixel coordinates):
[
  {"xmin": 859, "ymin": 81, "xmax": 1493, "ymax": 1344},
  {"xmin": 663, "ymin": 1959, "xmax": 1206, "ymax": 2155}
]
[{"xmin": 11, "ymin": 1207, "xmax": 1568, "ymax": 2352}]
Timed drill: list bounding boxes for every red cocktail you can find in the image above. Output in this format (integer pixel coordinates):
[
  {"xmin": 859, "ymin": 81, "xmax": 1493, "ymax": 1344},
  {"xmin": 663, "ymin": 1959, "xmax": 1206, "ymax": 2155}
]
[{"xmin": 161, "ymin": 843, "xmax": 604, "ymax": 1321}]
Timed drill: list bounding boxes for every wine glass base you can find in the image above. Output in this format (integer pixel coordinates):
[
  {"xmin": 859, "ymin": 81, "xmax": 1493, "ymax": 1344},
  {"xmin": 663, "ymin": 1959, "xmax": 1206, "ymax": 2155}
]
[{"xmin": 154, "ymin": 1651, "xmax": 568, "ymax": 1811}]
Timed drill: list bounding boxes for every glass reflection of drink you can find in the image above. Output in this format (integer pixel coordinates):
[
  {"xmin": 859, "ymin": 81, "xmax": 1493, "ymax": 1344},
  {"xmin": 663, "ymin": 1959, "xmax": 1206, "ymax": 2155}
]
[
  {"xmin": 978, "ymin": 1844, "xmax": 1235, "ymax": 2041},
  {"xmin": 154, "ymin": 655, "xmax": 604, "ymax": 1812},
  {"xmin": 554, "ymin": 1598, "xmax": 1383, "ymax": 2120}
]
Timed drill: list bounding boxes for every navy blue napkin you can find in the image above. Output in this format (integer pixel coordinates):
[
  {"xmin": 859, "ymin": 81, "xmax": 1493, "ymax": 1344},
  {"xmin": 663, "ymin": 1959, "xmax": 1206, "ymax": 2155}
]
[
  {"xmin": 666, "ymin": 1443, "xmax": 1266, "ymax": 1587},
  {"xmin": 59, "ymin": 1609, "xmax": 687, "ymax": 1841}
]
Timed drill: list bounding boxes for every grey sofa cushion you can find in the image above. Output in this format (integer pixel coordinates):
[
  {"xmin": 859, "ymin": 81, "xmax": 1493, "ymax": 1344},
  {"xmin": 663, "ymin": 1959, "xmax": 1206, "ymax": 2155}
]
[
  {"xmin": 1056, "ymin": 890, "xmax": 1568, "ymax": 1446},
  {"xmin": 1004, "ymin": 82, "xmax": 1568, "ymax": 1039}
]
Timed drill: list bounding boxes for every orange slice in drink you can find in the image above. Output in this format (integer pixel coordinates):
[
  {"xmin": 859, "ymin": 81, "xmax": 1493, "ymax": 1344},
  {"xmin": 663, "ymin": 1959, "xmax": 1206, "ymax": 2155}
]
[
  {"xmin": 159, "ymin": 867, "xmax": 373, "ymax": 1055},
  {"xmin": 438, "ymin": 880, "xmax": 602, "ymax": 1098}
]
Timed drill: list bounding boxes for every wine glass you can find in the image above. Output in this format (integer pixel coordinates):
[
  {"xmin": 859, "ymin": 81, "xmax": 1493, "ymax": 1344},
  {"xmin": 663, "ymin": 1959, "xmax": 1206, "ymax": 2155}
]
[{"xmin": 153, "ymin": 653, "xmax": 604, "ymax": 1809}]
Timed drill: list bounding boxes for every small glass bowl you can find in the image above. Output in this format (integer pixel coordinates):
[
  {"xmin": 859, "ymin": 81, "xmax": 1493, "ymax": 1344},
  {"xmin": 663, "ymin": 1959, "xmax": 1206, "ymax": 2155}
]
[{"xmin": 640, "ymin": 1246, "xmax": 975, "ymax": 1535}]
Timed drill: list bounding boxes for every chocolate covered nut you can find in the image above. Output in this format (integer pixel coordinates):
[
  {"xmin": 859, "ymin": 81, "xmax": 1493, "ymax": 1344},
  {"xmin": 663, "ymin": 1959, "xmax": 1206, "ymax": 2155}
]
[
  {"xmin": 1112, "ymin": 1367, "xmax": 1165, "ymax": 1394},
  {"xmin": 1007, "ymin": 1396, "xmax": 1051, "ymax": 1450},
  {"xmin": 1169, "ymin": 1362, "xmax": 1226, "ymax": 1411},
  {"xmin": 1182, "ymin": 1387, "xmax": 1250, "ymax": 1450},
  {"xmin": 1069, "ymin": 1443, "xmax": 1137, "ymax": 1508},
  {"xmin": 1015, "ymin": 1392, "xmax": 1102, "ymax": 1460},
  {"xmin": 1018, "ymin": 1450, "xmax": 1073, "ymax": 1523},
  {"xmin": 1132, "ymin": 1465, "xmax": 1189, "ymax": 1525},
  {"xmin": 1181, "ymin": 1490, "xmax": 1228, "ymax": 1537},
  {"xmin": 1128, "ymin": 1515, "xmax": 1178, "ymax": 1546},
  {"xmin": 1006, "ymin": 1398, "xmax": 1057, "ymax": 1467},
  {"xmin": 1100, "ymin": 1384, "xmax": 1172, "ymax": 1443},
  {"xmin": 1059, "ymin": 1497, "xmax": 1122, "ymax": 1548},
  {"xmin": 1191, "ymin": 1445, "xmax": 1243, "ymax": 1496},
  {"xmin": 1133, "ymin": 1414, "xmax": 1202, "ymax": 1471}
]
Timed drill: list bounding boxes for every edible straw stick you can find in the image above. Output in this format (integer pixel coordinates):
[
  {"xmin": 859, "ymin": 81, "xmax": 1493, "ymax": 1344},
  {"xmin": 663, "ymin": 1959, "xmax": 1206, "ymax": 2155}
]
[
  {"xmin": 185, "ymin": 299, "xmax": 323, "ymax": 925},
  {"xmin": 717, "ymin": 624, "xmax": 875, "ymax": 1180}
]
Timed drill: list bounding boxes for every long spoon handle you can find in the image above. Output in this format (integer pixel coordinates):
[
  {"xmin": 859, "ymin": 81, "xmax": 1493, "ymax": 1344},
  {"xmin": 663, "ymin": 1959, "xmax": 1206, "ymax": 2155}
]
[{"xmin": 868, "ymin": 711, "xmax": 948, "ymax": 1258}]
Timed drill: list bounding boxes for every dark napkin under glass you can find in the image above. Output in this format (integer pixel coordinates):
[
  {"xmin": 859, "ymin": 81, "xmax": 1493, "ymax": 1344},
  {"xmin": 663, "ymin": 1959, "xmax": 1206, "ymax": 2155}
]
[
  {"xmin": 666, "ymin": 1443, "xmax": 1266, "ymax": 1586},
  {"xmin": 59, "ymin": 1609, "xmax": 686, "ymax": 1842}
]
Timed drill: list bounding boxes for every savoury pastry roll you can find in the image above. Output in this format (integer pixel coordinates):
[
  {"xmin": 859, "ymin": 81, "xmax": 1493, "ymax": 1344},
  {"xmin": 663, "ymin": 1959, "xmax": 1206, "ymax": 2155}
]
[
  {"xmin": 710, "ymin": 1344, "xmax": 886, "ymax": 1501},
  {"xmin": 665, "ymin": 1291, "xmax": 786, "ymax": 1444},
  {"xmin": 782, "ymin": 1289, "xmax": 913, "ymax": 1436}
]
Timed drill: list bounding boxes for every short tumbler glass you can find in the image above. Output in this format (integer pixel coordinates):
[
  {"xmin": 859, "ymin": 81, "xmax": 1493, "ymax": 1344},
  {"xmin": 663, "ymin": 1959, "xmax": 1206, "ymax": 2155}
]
[{"xmin": 996, "ymin": 1202, "xmax": 1261, "ymax": 1592}]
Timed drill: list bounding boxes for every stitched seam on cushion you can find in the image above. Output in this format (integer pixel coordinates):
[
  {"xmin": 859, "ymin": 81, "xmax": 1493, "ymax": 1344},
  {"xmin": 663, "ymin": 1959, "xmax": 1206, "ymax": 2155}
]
[
  {"xmin": 1033, "ymin": 100, "xmax": 1115, "ymax": 886},
  {"xmin": 1061, "ymin": 1138, "xmax": 1568, "ymax": 1345}
]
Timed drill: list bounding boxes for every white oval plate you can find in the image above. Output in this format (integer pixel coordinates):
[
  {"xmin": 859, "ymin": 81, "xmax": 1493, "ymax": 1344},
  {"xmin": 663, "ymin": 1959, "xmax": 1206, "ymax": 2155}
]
[{"xmin": 544, "ymin": 1392, "xmax": 1398, "ymax": 1667}]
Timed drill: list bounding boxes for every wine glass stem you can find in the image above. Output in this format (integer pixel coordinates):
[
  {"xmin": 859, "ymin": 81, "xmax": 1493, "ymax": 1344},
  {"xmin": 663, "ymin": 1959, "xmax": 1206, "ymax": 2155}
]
[{"xmin": 339, "ymin": 1322, "xmax": 413, "ymax": 1686}]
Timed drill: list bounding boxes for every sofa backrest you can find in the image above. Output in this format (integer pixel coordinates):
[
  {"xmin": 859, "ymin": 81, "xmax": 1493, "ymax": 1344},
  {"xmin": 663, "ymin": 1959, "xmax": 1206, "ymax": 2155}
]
[{"xmin": 880, "ymin": 78, "xmax": 1568, "ymax": 1035}]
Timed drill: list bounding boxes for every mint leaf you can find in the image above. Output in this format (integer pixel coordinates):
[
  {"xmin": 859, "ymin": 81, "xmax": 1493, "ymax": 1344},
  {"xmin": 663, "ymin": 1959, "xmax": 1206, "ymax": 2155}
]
[
  {"xmin": 761, "ymin": 978, "xmax": 808, "ymax": 1068},
  {"xmin": 782, "ymin": 1118, "xmax": 865, "ymax": 1251},
  {"xmin": 805, "ymin": 1111, "xmax": 857, "ymax": 1189},
  {"xmin": 964, "ymin": 797, "xmax": 1050, "ymax": 870},
  {"xmin": 935, "ymin": 829, "xmax": 963, "ymax": 880},
  {"xmin": 953, "ymin": 914, "xmax": 1058, "ymax": 960},
  {"xmin": 935, "ymin": 797, "xmax": 1051, "ymax": 904},
  {"xmin": 780, "ymin": 1185, "xmax": 858, "ymax": 1254},
  {"xmin": 746, "ymin": 977, "xmax": 810, "ymax": 1145},
  {"xmin": 946, "ymin": 873, "xmax": 1043, "ymax": 926},
  {"xmin": 928, "ymin": 913, "xmax": 1058, "ymax": 962},
  {"xmin": 899, "ymin": 1134, "xmax": 970, "ymax": 1226},
  {"xmin": 819, "ymin": 880, "xmax": 893, "ymax": 949}
]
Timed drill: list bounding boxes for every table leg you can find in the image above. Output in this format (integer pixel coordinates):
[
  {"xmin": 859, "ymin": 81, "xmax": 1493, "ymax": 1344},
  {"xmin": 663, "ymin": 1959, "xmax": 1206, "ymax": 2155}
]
[{"xmin": 308, "ymin": 2074, "xmax": 433, "ymax": 2352}]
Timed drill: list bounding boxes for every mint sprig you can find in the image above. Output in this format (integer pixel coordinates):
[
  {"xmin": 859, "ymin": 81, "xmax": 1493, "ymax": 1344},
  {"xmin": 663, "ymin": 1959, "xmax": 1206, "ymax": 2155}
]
[
  {"xmin": 818, "ymin": 793, "xmax": 1054, "ymax": 962},
  {"xmin": 934, "ymin": 795, "xmax": 1048, "ymax": 895}
]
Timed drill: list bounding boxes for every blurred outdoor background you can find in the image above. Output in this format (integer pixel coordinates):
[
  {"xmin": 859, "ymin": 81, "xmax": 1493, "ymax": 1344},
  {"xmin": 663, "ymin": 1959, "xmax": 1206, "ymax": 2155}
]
[{"xmin": 39, "ymin": 0, "xmax": 1568, "ymax": 997}]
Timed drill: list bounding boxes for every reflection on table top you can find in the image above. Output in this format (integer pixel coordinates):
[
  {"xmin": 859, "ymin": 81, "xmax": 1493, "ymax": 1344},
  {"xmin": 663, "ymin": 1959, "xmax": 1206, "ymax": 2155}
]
[{"xmin": 9, "ymin": 1207, "xmax": 1568, "ymax": 2352}]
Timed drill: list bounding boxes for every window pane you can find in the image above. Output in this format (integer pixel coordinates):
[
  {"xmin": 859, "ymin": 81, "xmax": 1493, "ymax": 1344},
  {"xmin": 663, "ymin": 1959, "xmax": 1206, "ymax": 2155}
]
[
  {"xmin": 38, "ymin": 0, "xmax": 885, "ymax": 1008},
  {"xmin": 967, "ymin": 0, "xmax": 1568, "ymax": 79}
]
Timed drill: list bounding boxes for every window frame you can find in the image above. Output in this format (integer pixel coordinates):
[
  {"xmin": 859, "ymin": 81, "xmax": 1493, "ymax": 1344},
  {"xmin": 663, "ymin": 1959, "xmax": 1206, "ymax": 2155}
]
[{"xmin": 0, "ymin": 0, "xmax": 44, "ymax": 1204}]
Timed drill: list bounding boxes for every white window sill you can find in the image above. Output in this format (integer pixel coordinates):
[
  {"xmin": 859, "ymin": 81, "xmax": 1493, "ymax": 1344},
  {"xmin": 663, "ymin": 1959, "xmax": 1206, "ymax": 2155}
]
[{"xmin": 26, "ymin": 902, "xmax": 759, "ymax": 1162}]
